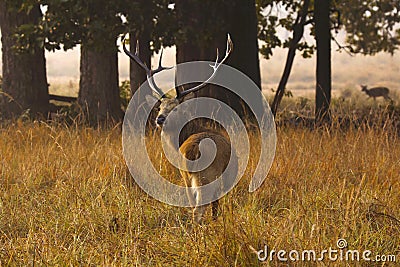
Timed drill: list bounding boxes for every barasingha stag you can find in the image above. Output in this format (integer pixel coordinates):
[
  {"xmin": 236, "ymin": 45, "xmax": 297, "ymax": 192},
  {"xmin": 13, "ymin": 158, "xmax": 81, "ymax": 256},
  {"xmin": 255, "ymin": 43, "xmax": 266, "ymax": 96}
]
[{"xmin": 123, "ymin": 35, "xmax": 237, "ymax": 224}]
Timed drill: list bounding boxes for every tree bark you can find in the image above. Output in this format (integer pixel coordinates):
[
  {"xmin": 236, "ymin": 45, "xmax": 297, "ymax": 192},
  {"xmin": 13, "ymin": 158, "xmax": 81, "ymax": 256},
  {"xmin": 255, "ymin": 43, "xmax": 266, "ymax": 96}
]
[
  {"xmin": 78, "ymin": 41, "xmax": 122, "ymax": 125},
  {"xmin": 175, "ymin": 0, "xmax": 261, "ymax": 118},
  {"xmin": 129, "ymin": 30, "xmax": 151, "ymax": 103},
  {"xmin": 314, "ymin": 0, "xmax": 332, "ymax": 124},
  {"xmin": 0, "ymin": 3, "xmax": 49, "ymax": 119},
  {"xmin": 230, "ymin": 0, "xmax": 261, "ymax": 88}
]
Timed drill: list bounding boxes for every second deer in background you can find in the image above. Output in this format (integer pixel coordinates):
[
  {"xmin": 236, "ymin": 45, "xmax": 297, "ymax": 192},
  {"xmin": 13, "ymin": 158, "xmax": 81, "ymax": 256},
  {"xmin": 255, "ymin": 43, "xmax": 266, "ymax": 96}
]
[{"xmin": 360, "ymin": 85, "xmax": 392, "ymax": 101}]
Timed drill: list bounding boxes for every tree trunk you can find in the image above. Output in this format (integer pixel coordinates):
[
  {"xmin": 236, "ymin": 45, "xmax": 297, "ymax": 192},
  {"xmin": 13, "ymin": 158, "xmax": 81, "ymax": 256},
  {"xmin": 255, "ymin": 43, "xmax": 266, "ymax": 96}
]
[
  {"xmin": 0, "ymin": 3, "xmax": 49, "ymax": 119},
  {"xmin": 230, "ymin": 0, "xmax": 261, "ymax": 88},
  {"xmin": 314, "ymin": 0, "xmax": 332, "ymax": 124},
  {"xmin": 175, "ymin": 0, "xmax": 261, "ymax": 118},
  {"xmin": 128, "ymin": 30, "xmax": 157, "ymax": 129},
  {"xmin": 271, "ymin": 0, "xmax": 311, "ymax": 117},
  {"xmin": 78, "ymin": 41, "xmax": 122, "ymax": 125},
  {"xmin": 129, "ymin": 30, "xmax": 151, "ymax": 103}
]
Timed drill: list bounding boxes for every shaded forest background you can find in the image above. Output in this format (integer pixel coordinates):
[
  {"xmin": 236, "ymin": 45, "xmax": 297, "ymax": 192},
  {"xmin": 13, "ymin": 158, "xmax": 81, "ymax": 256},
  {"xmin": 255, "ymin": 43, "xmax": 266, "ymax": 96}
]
[
  {"xmin": 1, "ymin": 35, "xmax": 399, "ymax": 94},
  {"xmin": 1, "ymin": 0, "xmax": 399, "ymax": 125}
]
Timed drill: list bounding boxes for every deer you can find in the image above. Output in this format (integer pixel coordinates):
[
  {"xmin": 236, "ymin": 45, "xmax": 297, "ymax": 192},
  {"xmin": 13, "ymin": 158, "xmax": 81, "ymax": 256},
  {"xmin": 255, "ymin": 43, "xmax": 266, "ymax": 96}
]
[
  {"xmin": 123, "ymin": 35, "xmax": 237, "ymax": 224},
  {"xmin": 360, "ymin": 85, "xmax": 392, "ymax": 101}
]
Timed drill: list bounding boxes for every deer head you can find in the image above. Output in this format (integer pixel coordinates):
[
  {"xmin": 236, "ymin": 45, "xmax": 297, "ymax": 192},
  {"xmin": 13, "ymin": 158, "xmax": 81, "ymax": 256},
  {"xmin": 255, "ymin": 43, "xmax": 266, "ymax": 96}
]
[
  {"xmin": 123, "ymin": 34, "xmax": 233, "ymax": 128},
  {"xmin": 360, "ymin": 85, "xmax": 368, "ymax": 92}
]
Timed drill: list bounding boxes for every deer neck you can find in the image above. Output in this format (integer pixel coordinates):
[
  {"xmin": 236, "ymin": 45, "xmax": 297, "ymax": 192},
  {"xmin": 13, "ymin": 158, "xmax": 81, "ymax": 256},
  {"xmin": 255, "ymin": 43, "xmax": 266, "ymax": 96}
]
[{"xmin": 161, "ymin": 119, "xmax": 209, "ymax": 149}]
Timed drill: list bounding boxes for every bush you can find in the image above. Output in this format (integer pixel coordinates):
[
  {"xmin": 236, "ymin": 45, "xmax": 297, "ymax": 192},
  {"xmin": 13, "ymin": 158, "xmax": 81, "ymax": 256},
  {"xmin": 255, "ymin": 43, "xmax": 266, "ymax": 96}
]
[{"xmin": 120, "ymin": 80, "xmax": 131, "ymax": 111}]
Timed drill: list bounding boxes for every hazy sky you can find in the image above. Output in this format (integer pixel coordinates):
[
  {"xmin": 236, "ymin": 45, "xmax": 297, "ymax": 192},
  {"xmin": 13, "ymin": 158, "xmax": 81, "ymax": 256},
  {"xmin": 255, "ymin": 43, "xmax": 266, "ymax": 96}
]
[{"xmin": 1, "ymin": 33, "xmax": 399, "ymax": 96}]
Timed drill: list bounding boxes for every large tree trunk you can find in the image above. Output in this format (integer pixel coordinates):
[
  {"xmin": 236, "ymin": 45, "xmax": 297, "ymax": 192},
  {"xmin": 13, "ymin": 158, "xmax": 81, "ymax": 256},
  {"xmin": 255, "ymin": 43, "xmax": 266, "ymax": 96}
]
[
  {"xmin": 314, "ymin": 0, "xmax": 332, "ymax": 124},
  {"xmin": 230, "ymin": 0, "xmax": 261, "ymax": 88},
  {"xmin": 128, "ymin": 30, "xmax": 156, "ymax": 129},
  {"xmin": 175, "ymin": 0, "xmax": 224, "ymax": 83},
  {"xmin": 0, "ymin": 3, "xmax": 49, "ymax": 119},
  {"xmin": 78, "ymin": 41, "xmax": 122, "ymax": 125},
  {"xmin": 175, "ymin": 0, "xmax": 261, "ymax": 118},
  {"xmin": 129, "ymin": 30, "xmax": 151, "ymax": 102}
]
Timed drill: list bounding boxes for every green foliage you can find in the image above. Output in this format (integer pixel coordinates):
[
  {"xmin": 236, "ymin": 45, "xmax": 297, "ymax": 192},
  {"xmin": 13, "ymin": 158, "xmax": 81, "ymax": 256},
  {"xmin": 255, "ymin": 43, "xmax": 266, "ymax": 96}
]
[
  {"xmin": 12, "ymin": 0, "xmax": 175, "ymax": 54},
  {"xmin": 257, "ymin": 0, "xmax": 315, "ymax": 59},
  {"xmin": 119, "ymin": 80, "xmax": 131, "ymax": 111},
  {"xmin": 256, "ymin": 0, "xmax": 400, "ymax": 58},
  {"xmin": 125, "ymin": 0, "xmax": 176, "ymax": 51},
  {"xmin": 334, "ymin": 0, "xmax": 400, "ymax": 55},
  {"xmin": 7, "ymin": 0, "xmax": 400, "ymax": 57},
  {"xmin": 173, "ymin": 0, "xmax": 233, "ymax": 48},
  {"xmin": 284, "ymin": 89, "xmax": 293, "ymax": 98},
  {"xmin": 271, "ymin": 87, "xmax": 293, "ymax": 98},
  {"xmin": 41, "ymin": 0, "xmax": 127, "ymax": 52}
]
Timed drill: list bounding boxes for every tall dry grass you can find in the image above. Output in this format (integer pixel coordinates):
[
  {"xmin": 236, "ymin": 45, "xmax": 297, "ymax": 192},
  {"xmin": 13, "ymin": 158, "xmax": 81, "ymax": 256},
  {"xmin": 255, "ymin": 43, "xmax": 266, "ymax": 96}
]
[{"xmin": 0, "ymin": 113, "xmax": 399, "ymax": 265}]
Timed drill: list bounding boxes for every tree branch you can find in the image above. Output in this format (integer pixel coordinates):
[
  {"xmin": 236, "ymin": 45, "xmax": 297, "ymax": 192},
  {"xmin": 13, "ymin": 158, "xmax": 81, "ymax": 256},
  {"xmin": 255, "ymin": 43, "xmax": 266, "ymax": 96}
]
[
  {"xmin": 271, "ymin": 0, "xmax": 311, "ymax": 117},
  {"xmin": 331, "ymin": 35, "xmax": 354, "ymax": 56}
]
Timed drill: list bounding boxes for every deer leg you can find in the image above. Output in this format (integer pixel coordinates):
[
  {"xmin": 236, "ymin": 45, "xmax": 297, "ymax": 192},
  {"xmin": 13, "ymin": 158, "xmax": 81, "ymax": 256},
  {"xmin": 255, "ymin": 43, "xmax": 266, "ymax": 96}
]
[
  {"xmin": 192, "ymin": 188, "xmax": 206, "ymax": 224},
  {"xmin": 190, "ymin": 177, "xmax": 206, "ymax": 224},
  {"xmin": 183, "ymin": 175, "xmax": 196, "ymax": 208},
  {"xmin": 185, "ymin": 186, "xmax": 196, "ymax": 208},
  {"xmin": 193, "ymin": 206, "xmax": 206, "ymax": 224},
  {"xmin": 191, "ymin": 175, "xmax": 222, "ymax": 223},
  {"xmin": 212, "ymin": 200, "xmax": 219, "ymax": 220},
  {"xmin": 211, "ymin": 180, "xmax": 223, "ymax": 220}
]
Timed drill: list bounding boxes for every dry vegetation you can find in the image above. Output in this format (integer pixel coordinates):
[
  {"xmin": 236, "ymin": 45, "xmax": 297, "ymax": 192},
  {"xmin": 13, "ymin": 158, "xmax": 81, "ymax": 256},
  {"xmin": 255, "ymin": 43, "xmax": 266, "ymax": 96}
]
[{"xmin": 1, "ymin": 95, "xmax": 400, "ymax": 266}]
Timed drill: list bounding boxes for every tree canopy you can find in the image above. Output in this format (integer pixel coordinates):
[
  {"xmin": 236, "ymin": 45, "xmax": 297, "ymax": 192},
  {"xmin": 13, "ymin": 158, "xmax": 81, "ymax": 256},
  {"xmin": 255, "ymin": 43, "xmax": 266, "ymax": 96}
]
[
  {"xmin": 1, "ymin": 0, "xmax": 399, "ymax": 123},
  {"xmin": 337, "ymin": 0, "xmax": 400, "ymax": 55},
  {"xmin": 257, "ymin": 0, "xmax": 400, "ymax": 58}
]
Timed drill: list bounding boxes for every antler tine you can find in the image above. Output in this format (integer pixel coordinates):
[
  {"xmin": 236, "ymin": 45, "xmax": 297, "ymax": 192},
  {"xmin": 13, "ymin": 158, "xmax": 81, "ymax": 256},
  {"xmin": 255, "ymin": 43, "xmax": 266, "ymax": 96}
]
[
  {"xmin": 226, "ymin": 33, "xmax": 233, "ymax": 56},
  {"xmin": 151, "ymin": 48, "xmax": 173, "ymax": 75},
  {"xmin": 122, "ymin": 37, "xmax": 149, "ymax": 73},
  {"xmin": 214, "ymin": 48, "xmax": 220, "ymax": 68},
  {"xmin": 178, "ymin": 34, "xmax": 233, "ymax": 99},
  {"xmin": 209, "ymin": 48, "xmax": 220, "ymax": 71},
  {"xmin": 122, "ymin": 35, "xmax": 167, "ymax": 97}
]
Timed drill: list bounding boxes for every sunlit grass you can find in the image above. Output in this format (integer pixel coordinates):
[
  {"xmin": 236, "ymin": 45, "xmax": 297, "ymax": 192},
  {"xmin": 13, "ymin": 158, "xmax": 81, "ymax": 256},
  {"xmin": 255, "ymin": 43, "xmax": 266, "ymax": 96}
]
[
  {"xmin": 49, "ymin": 80, "xmax": 79, "ymax": 97},
  {"xmin": 0, "ymin": 104, "xmax": 399, "ymax": 265}
]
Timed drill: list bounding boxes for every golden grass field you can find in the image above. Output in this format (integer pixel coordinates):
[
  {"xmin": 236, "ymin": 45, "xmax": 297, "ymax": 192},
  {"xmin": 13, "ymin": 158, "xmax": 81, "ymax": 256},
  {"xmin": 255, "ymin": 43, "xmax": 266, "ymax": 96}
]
[{"xmin": 1, "ymin": 95, "xmax": 399, "ymax": 266}]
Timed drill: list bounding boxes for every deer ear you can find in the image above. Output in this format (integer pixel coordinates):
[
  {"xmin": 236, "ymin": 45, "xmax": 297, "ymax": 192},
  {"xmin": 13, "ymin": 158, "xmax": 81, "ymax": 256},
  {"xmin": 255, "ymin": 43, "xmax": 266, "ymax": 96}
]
[{"xmin": 145, "ymin": 94, "xmax": 159, "ymax": 107}]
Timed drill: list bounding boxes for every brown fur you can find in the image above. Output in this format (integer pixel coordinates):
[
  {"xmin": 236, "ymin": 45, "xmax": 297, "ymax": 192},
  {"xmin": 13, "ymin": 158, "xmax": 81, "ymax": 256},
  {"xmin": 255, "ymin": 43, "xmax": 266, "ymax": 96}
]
[
  {"xmin": 179, "ymin": 132, "xmax": 232, "ymax": 223},
  {"xmin": 361, "ymin": 85, "xmax": 392, "ymax": 101},
  {"xmin": 153, "ymin": 96, "xmax": 235, "ymax": 224},
  {"xmin": 127, "ymin": 34, "xmax": 235, "ymax": 223}
]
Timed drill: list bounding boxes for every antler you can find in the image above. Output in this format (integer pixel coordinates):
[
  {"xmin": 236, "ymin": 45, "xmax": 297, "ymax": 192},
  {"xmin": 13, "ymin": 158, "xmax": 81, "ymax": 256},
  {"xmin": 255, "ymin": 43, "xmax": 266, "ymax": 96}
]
[
  {"xmin": 177, "ymin": 34, "xmax": 233, "ymax": 99},
  {"xmin": 122, "ymin": 35, "xmax": 172, "ymax": 97}
]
